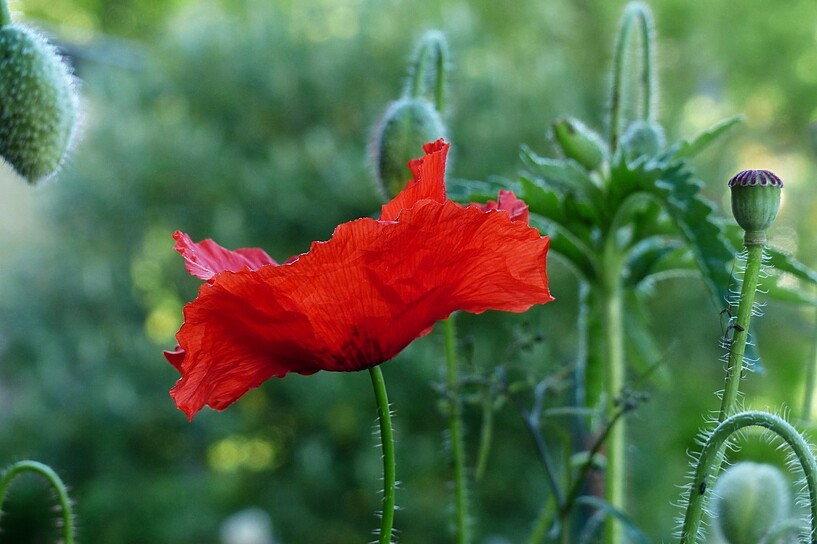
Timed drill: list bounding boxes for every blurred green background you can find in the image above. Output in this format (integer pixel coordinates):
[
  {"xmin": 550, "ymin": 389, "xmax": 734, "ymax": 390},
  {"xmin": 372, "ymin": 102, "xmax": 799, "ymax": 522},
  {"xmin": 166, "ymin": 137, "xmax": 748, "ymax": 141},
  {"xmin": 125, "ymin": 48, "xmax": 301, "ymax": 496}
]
[{"xmin": 1, "ymin": 0, "xmax": 817, "ymax": 542}]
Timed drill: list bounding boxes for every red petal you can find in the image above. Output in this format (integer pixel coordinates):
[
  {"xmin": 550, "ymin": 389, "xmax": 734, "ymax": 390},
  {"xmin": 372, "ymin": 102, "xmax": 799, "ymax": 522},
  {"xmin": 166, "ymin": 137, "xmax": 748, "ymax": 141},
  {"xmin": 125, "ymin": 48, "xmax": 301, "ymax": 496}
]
[
  {"xmin": 477, "ymin": 190, "xmax": 530, "ymax": 224},
  {"xmin": 170, "ymin": 196, "xmax": 552, "ymax": 419},
  {"xmin": 379, "ymin": 139, "xmax": 448, "ymax": 221},
  {"xmin": 172, "ymin": 231, "xmax": 277, "ymax": 281}
]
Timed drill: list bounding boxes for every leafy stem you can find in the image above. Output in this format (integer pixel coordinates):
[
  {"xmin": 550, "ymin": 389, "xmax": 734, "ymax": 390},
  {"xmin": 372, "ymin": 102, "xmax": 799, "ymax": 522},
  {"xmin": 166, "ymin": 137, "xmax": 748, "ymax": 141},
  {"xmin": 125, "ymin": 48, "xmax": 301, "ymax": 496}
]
[
  {"xmin": 0, "ymin": 460, "xmax": 75, "ymax": 544},
  {"xmin": 678, "ymin": 411, "xmax": 817, "ymax": 543},
  {"xmin": 370, "ymin": 366, "xmax": 396, "ymax": 544}
]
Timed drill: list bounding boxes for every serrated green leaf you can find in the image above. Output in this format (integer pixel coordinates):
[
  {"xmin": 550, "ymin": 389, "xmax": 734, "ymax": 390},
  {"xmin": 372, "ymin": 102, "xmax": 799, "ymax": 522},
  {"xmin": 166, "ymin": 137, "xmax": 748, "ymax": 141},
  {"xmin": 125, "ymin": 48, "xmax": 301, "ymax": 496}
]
[
  {"xmin": 445, "ymin": 176, "xmax": 514, "ymax": 203},
  {"xmin": 520, "ymin": 144, "xmax": 605, "ymax": 213},
  {"xmin": 529, "ymin": 215, "xmax": 598, "ymax": 281},
  {"xmin": 669, "ymin": 115, "xmax": 744, "ymax": 161},
  {"xmin": 623, "ymin": 236, "xmax": 684, "ymax": 288}
]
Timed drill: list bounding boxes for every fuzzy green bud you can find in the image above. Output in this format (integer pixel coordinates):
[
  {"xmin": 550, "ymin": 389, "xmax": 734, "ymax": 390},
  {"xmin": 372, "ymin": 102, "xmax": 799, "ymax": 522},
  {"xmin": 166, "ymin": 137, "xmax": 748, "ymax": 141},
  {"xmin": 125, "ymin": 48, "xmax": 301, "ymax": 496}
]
[
  {"xmin": 620, "ymin": 119, "xmax": 665, "ymax": 160},
  {"xmin": 551, "ymin": 116, "xmax": 607, "ymax": 171},
  {"xmin": 728, "ymin": 169, "xmax": 782, "ymax": 245},
  {"xmin": 372, "ymin": 97, "xmax": 446, "ymax": 199},
  {"xmin": 712, "ymin": 462, "xmax": 790, "ymax": 544},
  {"xmin": 0, "ymin": 23, "xmax": 78, "ymax": 184}
]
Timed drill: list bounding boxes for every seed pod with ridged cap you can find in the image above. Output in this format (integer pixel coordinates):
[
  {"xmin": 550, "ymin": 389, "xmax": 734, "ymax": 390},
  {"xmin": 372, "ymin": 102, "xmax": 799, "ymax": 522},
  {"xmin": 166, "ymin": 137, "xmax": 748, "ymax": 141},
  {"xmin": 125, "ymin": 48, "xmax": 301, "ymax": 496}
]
[
  {"xmin": 0, "ymin": 22, "xmax": 78, "ymax": 184},
  {"xmin": 371, "ymin": 97, "xmax": 446, "ymax": 199},
  {"xmin": 728, "ymin": 169, "xmax": 782, "ymax": 245}
]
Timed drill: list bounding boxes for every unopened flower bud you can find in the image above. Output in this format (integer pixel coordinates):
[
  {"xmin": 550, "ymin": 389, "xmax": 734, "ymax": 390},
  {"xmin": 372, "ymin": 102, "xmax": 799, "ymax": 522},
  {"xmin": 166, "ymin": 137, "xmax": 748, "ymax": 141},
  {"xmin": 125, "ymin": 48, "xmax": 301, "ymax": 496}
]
[
  {"xmin": 551, "ymin": 117, "xmax": 607, "ymax": 171},
  {"xmin": 712, "ymin": 462, "xmax": 789, "ymax": 544},
  {"xmin": 0, "ymin": 23, "xmax": 78, "ymax": 184},
  {"xmin": 728, "ymin": 169, "xmax": 782, "ymax": 244},
  {"xmin": 372, "ymin": 97, "xmax": 446, "ymax": 199},
  {"xmin": 620, "ymin": 120, "xmax": 665, "ymax": 160}
]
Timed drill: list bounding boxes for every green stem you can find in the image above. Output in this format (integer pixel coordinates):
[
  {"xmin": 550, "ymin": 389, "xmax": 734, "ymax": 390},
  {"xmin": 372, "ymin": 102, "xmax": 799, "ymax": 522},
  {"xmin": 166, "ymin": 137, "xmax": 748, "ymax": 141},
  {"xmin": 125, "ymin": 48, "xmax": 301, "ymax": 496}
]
[
  {"xmin": 802, "ymin": 295, "xmax": 817, "ymax": 421},
  {"xmin": 369, "ymin": 366, "xmax": 396, "ymax": 544},
  {"xmin": 407, "ymin": 31, "xmax": 448, "ymax": 113},
  {"xmin": 0, "ymin": 0, "xmax": 10, "ymax": 27},
  {"xmin": 0, "ymin": 460, "xmax": 75, "ymax": 544},
  {"xmin": 602, "ymin": 282, "xmax": 625, "ymax": 544},
  {"xmin": 717, "ymin": 242, "xmax": 763, "ymax": 422},
  {"xmin": 609, "ymin": 1, "xmax": 656, "ymax": 153},
  {"xmin": 444, "ymin": 315, "xmax": 470, "ymax": 544},
  {"xmin": 679, "ymin": 411, "xmax": 817, "ymax": 543}
]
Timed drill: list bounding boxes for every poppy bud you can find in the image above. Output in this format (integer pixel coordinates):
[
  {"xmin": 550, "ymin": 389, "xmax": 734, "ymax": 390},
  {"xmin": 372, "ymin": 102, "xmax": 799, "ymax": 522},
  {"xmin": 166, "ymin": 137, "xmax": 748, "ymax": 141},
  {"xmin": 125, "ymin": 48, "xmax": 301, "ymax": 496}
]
[
  {"xmin": 620, "ymin": 119, "xmax": 665, "ymax": 160},
  {"xmin": 372, "ymin": 97, "xmax": 446, "ymax": 199},
  {"xmin": 728, "ymin": 169, "xmax": 782, "ymax": 244},
  {"xmin": 0, "ymin": 23, "xmax": 78, "ymax": 184},
  {"xmin": 551, "ymin": 116, "xmax": 607, "ymax": 171},
  {"xmin": 712, "ymin": 462, "xmax": 790, "ymax": 544}
]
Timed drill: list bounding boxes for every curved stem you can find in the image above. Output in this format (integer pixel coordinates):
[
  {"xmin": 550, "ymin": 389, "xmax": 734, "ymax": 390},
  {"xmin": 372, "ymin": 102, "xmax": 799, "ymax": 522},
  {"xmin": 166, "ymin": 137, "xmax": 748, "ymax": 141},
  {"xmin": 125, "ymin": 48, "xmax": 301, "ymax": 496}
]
[
  {"xmin": 609, "ymin": 2, "xmax": 656, "ymax": 153},
  {"xmin": 407, "ymin": 31, "xmax": 448, "ymax": 113},
  {"xmin": 679, "ymin": 411, "xmax": 817, "ymax": 543},
  {"xmin": 0, "ymin": 460, "xmax": 75, "ymax": 544},
  {"xmin": 717, "ymin": 242, "xmax": 763, "ymax": 421},
  {"xmin": 444, "ymin": 315, "xmax": 470, "ymax": 544},
  {"xmin": 370, "ymin": 366, "xmax": 396, "ymax": 544}
]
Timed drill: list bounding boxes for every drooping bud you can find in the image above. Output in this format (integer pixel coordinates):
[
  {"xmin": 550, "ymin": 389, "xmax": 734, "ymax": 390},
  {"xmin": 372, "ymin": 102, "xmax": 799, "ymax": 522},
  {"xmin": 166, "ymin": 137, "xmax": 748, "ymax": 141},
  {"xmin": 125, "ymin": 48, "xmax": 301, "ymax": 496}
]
[
  {"xmin": 371, "ymin": 97, "xmax": 446, "ymax": 199},
  {"xmin": 619, "ymin": 119, "xmax": 665, "ymax": 161},
  {"xmin": 728, "ymin": 169, "xmax": 782, "ymax": 245},
  {"xmin": 0, "ymin": 23, "xmax": 78, "ymax": 184},
  {"xmin": 712, "ymin": 462, "xmax": 790, "ymax": 544},
  {"xmin": 551, "ymin": 116, "xmax": 607, "ymax": 171}
]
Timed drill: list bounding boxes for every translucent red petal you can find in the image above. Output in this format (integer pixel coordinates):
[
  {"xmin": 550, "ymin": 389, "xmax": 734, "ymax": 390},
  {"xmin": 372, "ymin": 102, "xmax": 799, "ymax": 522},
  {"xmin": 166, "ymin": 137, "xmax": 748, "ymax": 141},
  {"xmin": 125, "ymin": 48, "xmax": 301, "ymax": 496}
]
[{"xmin": 172, "ymin": 231, "xmax": 277, "ymax": 281}]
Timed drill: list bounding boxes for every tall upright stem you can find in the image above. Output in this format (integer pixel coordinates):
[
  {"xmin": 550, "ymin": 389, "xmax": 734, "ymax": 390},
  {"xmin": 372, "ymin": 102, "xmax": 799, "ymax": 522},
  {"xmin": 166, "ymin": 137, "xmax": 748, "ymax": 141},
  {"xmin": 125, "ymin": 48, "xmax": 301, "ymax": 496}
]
[
  {"xmin": 801, "ymin": 296, "xmax": 817, "ymax": 421},
  {"xmin": 602, "ymin": 281, "xmax": 625, "ymax": 544},
  {"xmin": 0, "ymin": 0, "xmax": 10, "ymax": 27},
  {"xmin": 370, "ymin": 366, "xmax": 396, "ymax": 544},
  {"xmin": 444, "ymin": 315, "xmax": 470, "ymax": 544},
  {"xmin": 717, "ymin": 243, "xmax": 763, "ymax": 421}
]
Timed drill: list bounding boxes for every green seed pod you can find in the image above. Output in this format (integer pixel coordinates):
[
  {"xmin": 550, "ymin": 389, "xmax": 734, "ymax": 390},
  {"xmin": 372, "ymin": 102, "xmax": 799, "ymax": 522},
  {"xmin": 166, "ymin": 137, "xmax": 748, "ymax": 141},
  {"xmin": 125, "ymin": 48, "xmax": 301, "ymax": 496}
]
[
  {"xmin": 728, "ymin": 169, "xmax": 782, "ymax": 244},
  {"xmin": 551, "ymin": 116, "xmax": 607, "ymax": 171},
  {"xmin": 712, "ymin": 462, "xmax": 790, "ymax": 544},
  {"xmin": 620, "ymin": 119, "xmax": 665, "ymax": 160},
  {"xmin": 372, "ymin": 97, "xmax": 446, "ymax": 199},
  {"xmin": 0, "ymin": 24, "xmax": 78, "ymax": 184}
]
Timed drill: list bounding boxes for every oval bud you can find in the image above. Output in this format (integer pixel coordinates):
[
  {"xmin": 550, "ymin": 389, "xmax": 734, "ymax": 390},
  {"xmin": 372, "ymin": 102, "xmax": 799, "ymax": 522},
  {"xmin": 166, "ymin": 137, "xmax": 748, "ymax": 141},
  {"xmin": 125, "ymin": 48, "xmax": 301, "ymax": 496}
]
[
  {"xmin": 728, "ymin": 169, "xmax": 782, "ymax": 244},
  {"xmin": 551, "ymin": 116, "xmax": 607, "ymax": 171},
  {"xmin": 0, "ymin": 24, "xmax": 78, "ymax": 184},
  {"xmin": 620, "ymin": 119, "xmax": 665, "ymax": 160},
  {"xmin": 372, "ymin": 97, "xmax": 446, "ymax": 199},
  {"xmin": 712, "ymin": 462, "xmax": 790, "ymax": 544}
]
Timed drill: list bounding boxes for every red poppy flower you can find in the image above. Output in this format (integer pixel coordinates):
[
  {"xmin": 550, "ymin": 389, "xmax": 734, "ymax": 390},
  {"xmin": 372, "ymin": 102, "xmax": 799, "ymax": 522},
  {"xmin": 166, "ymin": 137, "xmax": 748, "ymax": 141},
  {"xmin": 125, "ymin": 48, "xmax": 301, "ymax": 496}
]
[{"xmin": 165, "ymin": 140, "xmax": 553, "ymax": 420}]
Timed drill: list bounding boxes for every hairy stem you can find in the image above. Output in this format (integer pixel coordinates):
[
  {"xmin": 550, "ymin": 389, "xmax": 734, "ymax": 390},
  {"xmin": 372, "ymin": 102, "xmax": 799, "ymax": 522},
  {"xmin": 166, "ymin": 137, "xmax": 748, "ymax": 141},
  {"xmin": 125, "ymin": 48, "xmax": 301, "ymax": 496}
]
[
  {"xmin": 679, "ymin": 411, "xmax": 817, "ymax": 543},
  {"xmin": 717, "ymin": 242, "xmax": 763, "ymax": 422},
  {"xmin": 407, "ymin": 31, "xmax": 448, "ymax": 113},
  {"xmin": 0, "ymin": 460, "xmax": 75, "ymax": 544},
  {"xmin": 609, "ymin": 1, "xmax": 655, "ymax": 153},
  {"xmin": 370, "ymin": 366, "xmax": 396, "ymax": 544}
]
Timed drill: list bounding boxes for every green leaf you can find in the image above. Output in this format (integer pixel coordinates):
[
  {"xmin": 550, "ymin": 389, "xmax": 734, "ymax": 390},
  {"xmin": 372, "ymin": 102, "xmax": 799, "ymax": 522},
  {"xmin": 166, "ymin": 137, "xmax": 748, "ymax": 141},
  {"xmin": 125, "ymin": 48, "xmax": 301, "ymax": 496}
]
[
  {"xmin": 669, "ymin": 115, "xmax": 744, "ymax": 161},
  {"xmin": 623, "ymin": 236, "xmax": 685, "ymax": 288},
  {"xmin": 520, "ymin": 144, "xmax": 605, "ymax": 213},
  {"xmin": 445, "ymin": 176, "xmax": 514, "ymax": 203},
  {"xmin": 765, "ymin": 246, "xmax": 817, "ymax": 287}
]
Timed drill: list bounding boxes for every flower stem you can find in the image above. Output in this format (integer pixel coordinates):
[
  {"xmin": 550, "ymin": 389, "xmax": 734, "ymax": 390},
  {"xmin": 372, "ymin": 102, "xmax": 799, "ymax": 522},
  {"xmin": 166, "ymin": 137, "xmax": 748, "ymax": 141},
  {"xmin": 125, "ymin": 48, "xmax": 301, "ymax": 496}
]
[
  {"xmin": 0, "ymin": 460, "xmax": 75, "ymax": 544},
  {"xmin": 369, "ymin": 366, "xmax": 396, "ymax": 544},
  {"xmin": 602, "ymin": 282, "xmax": 625, "ymax": 544},
  {"xmin": 444, "ymin": 315, "xmax": 470, "ymax": 544},
  {"xmin": 609, "ymin": 1, "xmax": 656, "ymax": 153},
  {"xmin": 717, "ymin": 242, "xmax": 763, "ymax": 422},
  {"xmin": 801, "ymin": 297, "xmax": 817, "ymax": 421},
  {"xmin": 407, "ymin": 31, "xmax": 448, "ymax": 113},
  {"xmin": 679, "ymin": 411, "xmax": 817, "ymax": 543}
]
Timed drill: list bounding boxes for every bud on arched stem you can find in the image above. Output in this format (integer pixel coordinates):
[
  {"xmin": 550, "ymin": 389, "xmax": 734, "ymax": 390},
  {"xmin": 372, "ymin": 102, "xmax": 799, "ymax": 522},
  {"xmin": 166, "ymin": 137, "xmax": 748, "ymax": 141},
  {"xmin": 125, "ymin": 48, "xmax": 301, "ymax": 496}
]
[
  {"xmin": 609, "ymin": 2, "xmax": 656, "ymax": 154},
  {"xmin": 0, "ymin": 460, "xmax": 75, "ymax": 544},
  {"xmin": 678, "ymin": 411, "xmax": 817, "ymax": 544}
]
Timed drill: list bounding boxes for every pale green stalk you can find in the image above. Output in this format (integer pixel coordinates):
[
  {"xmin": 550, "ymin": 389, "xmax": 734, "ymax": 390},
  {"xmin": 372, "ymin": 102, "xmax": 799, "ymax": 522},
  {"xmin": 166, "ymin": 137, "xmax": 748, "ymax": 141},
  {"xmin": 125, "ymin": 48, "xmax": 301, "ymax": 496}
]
[
  {"xmin": 370, "ymin": 366, "xmax": 396, "ymax": 544},
  {"xmin": 444, "ymin": 315, "xmax": 470, "ymax": 544}
]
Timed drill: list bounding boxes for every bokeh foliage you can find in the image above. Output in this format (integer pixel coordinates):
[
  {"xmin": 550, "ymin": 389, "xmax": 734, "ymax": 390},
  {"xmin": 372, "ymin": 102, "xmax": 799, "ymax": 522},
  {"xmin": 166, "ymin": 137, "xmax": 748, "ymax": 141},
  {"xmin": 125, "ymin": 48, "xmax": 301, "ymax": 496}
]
[{"xmin": 2, "ymin": 0, "xmax": 817, "ymax": 542}]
